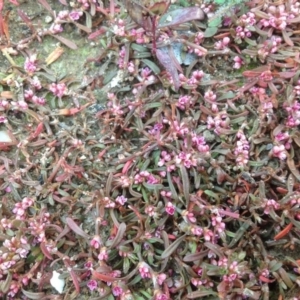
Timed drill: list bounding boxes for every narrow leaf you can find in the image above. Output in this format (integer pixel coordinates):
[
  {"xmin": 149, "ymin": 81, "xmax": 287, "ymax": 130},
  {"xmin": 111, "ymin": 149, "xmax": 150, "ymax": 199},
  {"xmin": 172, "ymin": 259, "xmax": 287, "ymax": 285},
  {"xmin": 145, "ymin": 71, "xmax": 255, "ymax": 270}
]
[
  {"xmin": 45, "ymin": 47, "xmax": 64, "ymax": 65},
  {"xmin": 141, "ymin": 59, "xmax": 161, "ymax": 74},
  {"xmin": 40, "ymin": 241, "xmax": 53, "ymax": 260},
  {"xmin": 167, "ymin": 172, "xmax": 179, "ymax": 200},
  {"xmin": 161, "ymin": 234, "xmax": 186, "ymax": 259},
  {"xmin": 66, "ymin": 217, "xmax": 89, "ymax": 239},
  {"xmin": 187, "ymin": 290, "xmax": 218, "ymax": 298},
  {"xmin": 106, "ymin": 172, "xmax": 113, "ymax": 197},
  {"xmin": 51, "ymin": 35, "xmax": 77, "ymax": 50},
  {"xmin": 158, "ymin": 7, "xmax": 204, "ymax": 28},
  {"xmin": 156, "ymin": 47, "xmax": 180, "ymax": 91},
  {"xmin": 180, "ymin": 165, "xmax": 190, "ymax": 206},
  {"xmin": 204, "ymin": 242, "xmax": 224, "ymax": 258},
  {"xmin": 22, "ymin": 289, "xmax": 45, "ymax": 299},
  {"xmin": 37, "ymin": 0, "xmax": 54, "ymax": 16},
  {"xmin": 110, "ymin": 223, "xmax": 126, "ymax": 248},
  {"xmin": 287, "ymin": 155, "xmax": 300, "ymax": 181},
  {"xmin": 0, "ymin": 271, "xmax": 12, "ymax": 293}
]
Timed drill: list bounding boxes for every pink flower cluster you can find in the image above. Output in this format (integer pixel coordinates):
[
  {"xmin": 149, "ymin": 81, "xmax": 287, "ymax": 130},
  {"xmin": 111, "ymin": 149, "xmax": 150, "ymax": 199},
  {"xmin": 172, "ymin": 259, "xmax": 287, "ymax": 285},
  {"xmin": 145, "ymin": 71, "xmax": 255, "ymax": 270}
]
[
  {"xmin": 103, "ymin": 197, "xmax": 116, "ymax": 208},
  {"xmin": 175, "ymin": 151, "xmax": 197, "ymax": 168},
  {"xmin": 28, "ymin": 216, "xmax": 49, "ymax": 244},
  {"xmin": 262, "ymin": 199, "xmax": 280, "ymax": 214},
  {"xmin": 113, "ymin": 19, "xmax": 126, "ymax": 36},
  {"xmin": 189, "ymin": 32, "xmax": 206, "ymax": 56},
  {"xmin": 186, "ymin": 133, "xmax": 210, "ymax": 155},
  {"xmin": 137, "ymin": 67, "xmax": 156, "ymax": 85},
  {"xmin": 115, "ymin": 195, "xmax": 127, "ymax": 206},
  {"xmin": 207, "ymin": 112, "xmax": 230, "ymax": 135},
  {"xmin": 90, "ymin": 235, "xmax": 102, "ymax": 249},
  {"xmin": 258, "ymin": 36, "xmax": 282, "ymax": 62},
  {"xmin": 49, "ymin": 82, "xmax": 67, "ymax": 98},
  {"xmin": 130, "ymin": 28, "xmax": 148, "ymax": 44},
  {"xmin": 283, "ymin": 100, "xmax": 300, "ymax": 127},
  {"xmin": 165, "ymin": 202, "xmax": 176, "ymax": 215},
  {"xmin": 145, "ymin": 205, "xmax": 156, "ymax": 217},
  {"xmin": 3, "ymin": 236, "xmax": 29, "ymax": 259},
  {"xmin": 233, "ymin": 56, "xmax": 244, "ymax": 69},
  {"xmin": 211, "ymin": 215, "xmax": 225, "ymax": 235},
  {"xmin": 24, "ymin": 54, "xmax": 38, "ymax": 73},
  {"xmin": 294, "ymin": 79, "xmax": 300, "ymax": 96},
  {"xmin": 214, "ymin": 37, "xmax": 230, "ymax": 50},
  {"xmin": 259, "ymin": 4, "xmax": 298, "ymax": 31},
  {"xmin": 204, "ymin": 90, "xmax": 218, "ymax": 112},
  {"xmin": 234, "ymin": 129, "xmax": 250, "ymax": 168},
  {"xmin": 271, "ymin": 144, "xmax": 287, "ymax": 160},
  {"xmin": 139, "ymin": 262, "xmax": 151, "ymax": 279},
  {"xmin": 12, "ymin": 197, "xmax": 34, "ymax": 220},
  {"xmin": 191, "ymin": 277, "xmax": 214, "ymax": 288},
  {"xmin": 190, "ymin": 225, "xmax": 203, "ymax": 236},
  {"xmin": 148, "ymin": 122, "xmax": 164, "ymax": 135},
  {"xmin": 180, "ymin": 70, "xmax": 205, "ymax": 86},
  {"xmin": 274, "ymin": 131, "xmax": 291, "ymax": 150},
  {"xmin": 235, "ymin": 12, "xmax": 256, "ymax": 40},
  {"xmin": 176, "ymin": 95, "xmax": 193, "ymax": 110},
  {"xmin": 98, "ymin": 246, "xmax": 109, "ymax": 261},
  {"xmin": 134, "ymin": 171, "xmax": 159, "ymax": 184}
]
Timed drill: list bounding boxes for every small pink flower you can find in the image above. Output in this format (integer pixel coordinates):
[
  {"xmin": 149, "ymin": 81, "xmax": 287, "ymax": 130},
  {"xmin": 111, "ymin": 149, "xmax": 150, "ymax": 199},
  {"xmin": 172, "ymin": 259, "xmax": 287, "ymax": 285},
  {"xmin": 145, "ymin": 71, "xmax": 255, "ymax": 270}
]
[
  {"xmin": 262, "ymin": 199, "xmax": 280, "ymax": 214},
  {"xmin": 112, "ymin": 285, "xmax": 123, "ymax": 296},
  {"xmin": 49, "ymin": 82, "xmax": 67, "ymax": 98},
  {"xmin": 155, "ymin": 293, "xmax": 169, "ymax": 300},
  {"xmin": 50, "ymin": 23, "xmax": 63, "ymax": 34},
  {"xmin": 191, "ymin": 225, "xmax": 203, "ymax": 236},
  {"xmin": 24, "ymin": 55, "xmax": 38, "ymax": 73},
  {"xmin": 157, "ymin": 273, "xmax": 167, "ymax": 285},
  {"xmin": 0, "ymin": 115, "xmax": 7, "ymax": 123},
  {"xmin": 98, "ymin": 247, "xmax": 109, "ymax": 261},
  {"xmin": 57, "ymin": 10, "xmax": 69, "ymax": 20},
  {"xmin": 69, "ymin": 10, "xmax": 83, "ymax": 21},
  {"xmin": 145, "ymin": 205, "xmax": 156, "ymax": 217},
  {"xmin": 90, "ymin": 236, "xmax": 102, "ymax": 249},
  {"xmin": 31, "ymin": 96, "xmax": 46, "ymax": 105},
  {"xmin": 214, "ymin": 37, "xmax": 230, "ymax": 50},
  {"xmin": 116, "ymin": 195, "xmax": 127, "ymax": 205},
  {"xmin": 165, "ymin": 202, "xmax": 175, "ymax": 215},
  {"xmin": 24, "ymin": 89, "xmax": 34, "ymax": 100},
  {"xmin": 272, "ymin": 144, "xmax": 287, "ymax": 160},
  {"xmin": 139, "ymin": 263, "xmax": 151, "ymax": 279},
  {"xmin": 233, "ymin": 56, "xmax": 244, "ymax": 69},
  {"xmin": 87, "ymin": 280, "xmax": 98, "ymax": 291},
  {"xmin": 31, "ymin": 76, "xmax": 42, "ymax": 89}
]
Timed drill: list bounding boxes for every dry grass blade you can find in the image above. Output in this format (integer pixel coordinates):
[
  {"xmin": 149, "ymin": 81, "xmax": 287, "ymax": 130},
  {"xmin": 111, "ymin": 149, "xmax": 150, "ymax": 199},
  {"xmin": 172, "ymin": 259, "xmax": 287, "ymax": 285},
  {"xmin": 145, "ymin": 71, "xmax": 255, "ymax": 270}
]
[{"xmin": 45, "ymin": 47, "xmax": 64, "ymax": 65}]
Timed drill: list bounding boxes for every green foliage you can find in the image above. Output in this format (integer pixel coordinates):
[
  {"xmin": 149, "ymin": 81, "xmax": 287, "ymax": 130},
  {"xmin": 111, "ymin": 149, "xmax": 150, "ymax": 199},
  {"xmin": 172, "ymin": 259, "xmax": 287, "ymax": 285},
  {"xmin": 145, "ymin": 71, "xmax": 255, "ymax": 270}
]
[{"xmin": 206, "ymin": 0, "xmax": 249, "ymax": 27}]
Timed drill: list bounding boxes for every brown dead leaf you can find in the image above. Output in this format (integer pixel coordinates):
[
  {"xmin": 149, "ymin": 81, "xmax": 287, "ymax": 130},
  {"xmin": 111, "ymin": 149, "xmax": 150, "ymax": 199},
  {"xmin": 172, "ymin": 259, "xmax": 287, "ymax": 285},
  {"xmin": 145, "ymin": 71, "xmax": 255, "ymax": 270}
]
[{"xmin": 45, "ymin": 47, "xmax": 64, "ymax": 65}]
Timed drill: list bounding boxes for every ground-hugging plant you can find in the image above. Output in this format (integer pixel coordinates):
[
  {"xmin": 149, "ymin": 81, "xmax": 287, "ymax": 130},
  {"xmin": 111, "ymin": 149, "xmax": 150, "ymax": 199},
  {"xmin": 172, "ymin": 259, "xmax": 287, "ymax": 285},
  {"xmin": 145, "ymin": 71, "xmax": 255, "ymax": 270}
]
[{"xmin": 1, "ymin": 0, "xmax": 300, "ymax": 299}]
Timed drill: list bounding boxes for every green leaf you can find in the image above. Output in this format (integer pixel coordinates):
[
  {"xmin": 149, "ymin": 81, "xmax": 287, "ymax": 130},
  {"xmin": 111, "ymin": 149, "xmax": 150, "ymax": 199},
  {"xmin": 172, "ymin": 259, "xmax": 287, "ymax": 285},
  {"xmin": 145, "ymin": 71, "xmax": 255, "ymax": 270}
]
[
  {"xmin": 204, "ymin": 26, "xmax": 218, "ymax": 37},
  {"xmin": 161, "ymin": 234, "xmax": 186, "ymax": 259},
  {"xmin": 208, "ymin": 16, "xmax": 222, "ymax": 28},
  {"xmin": 141, "ymin": 59, "xmax": 161, "ymax": 74}
]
